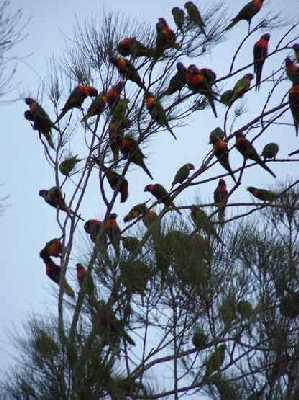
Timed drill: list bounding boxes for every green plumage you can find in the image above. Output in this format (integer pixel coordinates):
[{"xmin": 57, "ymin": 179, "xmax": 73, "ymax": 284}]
[
  {"xmin": 191, "ymin": 206, "xmax": 223, "ymax": 244},
  {"xmin": 172, "ymin": 7, "xmax": 185, "ymax": 31},
  {"xmin": 172, "ymin": 163, "xmax": 194, "ymax": 186},
  {"xmin": 261, "ymin": 142, "xmax": 279, "ymax": 159},
  {"xmin": 206, "ymin": 345, "xmax": 226, "ymax": 376},
  {"xmin": 247, "ymin": 186, "xmax": 278, "ymax": 202},
  {"xmin": 59, "ymin": 155, "xmax": 81, "ymax": 176},
  {"xmin": 185, "ymin": 2, "xmax": 206, "ymax": 32}
]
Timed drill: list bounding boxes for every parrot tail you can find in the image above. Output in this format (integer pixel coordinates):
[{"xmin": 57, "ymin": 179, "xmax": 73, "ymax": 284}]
[
  {"xmin": 255, "ymin": 64, "xmax": 262, "ymax": 91},
  {"xmin": 207, "ymin": 95, "xmax": 218, "ymax": 118},
  {"xmin": 166, "ymin": 123, "xmax": 178, "ymax": 140},
  {"xmin": 120, "ymin": 184, "xmax": 128, "ymax": 203},
  {"xmin": 141, "ymin": 163, "xmax": 154, "ymax": 180},
  {"xmin": 258, "ymin": 160, "xmax": 276, "ymax": 178},
  {"xmin": 225, "ymin": 18, "xmax": 238, "ymax": 31},
  {"xmin": 63, "ymin": 280, "xmax": 75, "ymax": 298},
  {"xmin": 123, "ymin": 331, "xmax": 136, "ymax": 346},
  {"xmin": 218, "ymin": 206, "xmax": 225, "ymax": 225},
  {"xmin": 42, "ymin": 131, "xmax": 55, "ymax": 150}
]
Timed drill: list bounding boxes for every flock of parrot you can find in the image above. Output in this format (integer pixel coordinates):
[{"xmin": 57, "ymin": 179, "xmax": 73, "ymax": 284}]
[{"xmin": 22, "ymin": 1, "xmax": 299, "ymax": 302}]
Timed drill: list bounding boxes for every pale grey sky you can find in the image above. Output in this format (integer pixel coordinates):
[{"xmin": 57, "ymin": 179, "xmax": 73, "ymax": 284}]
[{"xmin": 1, "ymin": 0, "xmax": 299, "ymax": 382}]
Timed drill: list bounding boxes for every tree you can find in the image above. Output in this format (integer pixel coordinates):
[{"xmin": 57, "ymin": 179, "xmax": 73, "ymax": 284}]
[{"xmin": 2, "ymin": 1, "xmax": 299, "ymax": 399}]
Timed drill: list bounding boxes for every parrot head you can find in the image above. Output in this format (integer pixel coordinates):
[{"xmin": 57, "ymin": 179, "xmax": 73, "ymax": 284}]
[
  {"xmin": 39, "ymin": 190, "xmax": 48, "ymax": 199},
  {"xmin": 158, "ymin": 18, "xmax": 168, "ymax": 27},
  {"xmin": 187, "ymin": 163, "xmax": 195, "ymax": 170},
  {"xmin": 119, "ymin": 37, "xmax": 134, "ymax": 47},
  {"xmin": 184, "ymin": 2, "xmax": 193, "ymax": 9},
  {"xmin": 293, "ymin": 43, "xmax": 299, "ymax": 51},
  {"xmin": 84, "ymin": 219, "xmax": 102, "ymax": 234},
  {"xmin": 247, "ymin": 187, "xmax": 257, "ymax": 195},
  {"xmin": 219, "ymin": 179, "xmax": 226, "ymax": 188},
  {"xmin": 39, "ymin": 249, "xmax": 48, "ymax": 261},
  {"xmin": 261, "ymin": 33, "xmax": 270, "ymax": 41},
  {"xmin": 188, "ymin": 64, "xmax": 200, "ymax": 74},
  {"xmin": 144, "ymin": 93, "xmax": 155, "ymax": 108},
  {"xmin": 24, "ymin": 110, "xmax": 34, "ymax": 121},
  {"xmin": 123, "ymin": 204, "xmax": 146, "ymax": 222},
  {"xmin": 235, "ymin": 132, "xmax": 246, "ymax": 145},
  {"xmin": 285, "ymin": 57, "xmax": 294, "ymax": 67},
  {"xmin": 244, "ymin": 73, "xmax": 254, "ymax": 81},
  {"xmin": 109, "ymin": 213, "xmax": 118, "ymax": 220},
  {"xmin": 25, "ymin": 97, "xmax": 36, "ymax": 106},
  {"xmin": 177, "ymin": 62, "xmax": 186, "ymax": 72},
  {"xmin": 144, "ymin": 184, "xmax": 155, "ymax": 192}
]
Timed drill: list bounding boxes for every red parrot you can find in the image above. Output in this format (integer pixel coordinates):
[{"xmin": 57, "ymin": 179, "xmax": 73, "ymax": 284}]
[
  {"xmin": 104, "ymin": 213, "xmax": 121, "ymax": 255},
  {"xmin": 39, "ymin": 187, "xmax": 83, "ymax": 220},
  {"xmin": 289, "ymin": 84, "xmax": 299, "ymax": 136},
  {"xmin": 186, "ymin": 65, "xmax": 217, "ymax": 117},
  {"xmin": 110, "ymin": 56, "xmax": 145, "ymax": 89},
  {"xmin": 155, "ymin": 18, "xmax": 178, "ymax": 56},
  {"xmin": 105, "ymin": 81, "xmax": 125, "ymax": 108},
  {"xmin": 285, "ymin": 57, "xmax": 299, "ymax": 85},
  {"xmin": 211, "ymin": 137, "xmax": 237, "ymax": 183},
  {"xmin": 144, "ymin": 184, "xmax": 181, "ymax": 214},
  {"xmin": 84, "ymin": 219, "xmax": 107, "ymax": 245},
  {"xmin": 117, "ymin": 37, "xmax": 152, "ymax": 58},
  {"xmin": 235, "ymin": 132, "xmax": 276, "ymax": 177},
  {"xmin": 56, "ymin": 85, "xmax": 98, "ymax": 122},
  {"xmin": 253, "ymin": 33, "xmax": 270, "ymax": 90},
  {"xmin": 40, "ymin": 253, "xmax": 74, "ymax": 298},
  {"xmin": 40, "ymin": 238, "xmax": 63, "ymax": 258},
  {"xmin": 102, "ymin": 166, "xmax": 128, "ymax": 203},
  {"xmin": 225, "ymin": 0, "xmax": 265, "ymax": 32},
  {"xmin": 214, "ymin": 179, "xmax": 228, "ymax": 224},
  {"xmin": 119, "ymin": 135, "xmax": 153, "ymax": 179}
]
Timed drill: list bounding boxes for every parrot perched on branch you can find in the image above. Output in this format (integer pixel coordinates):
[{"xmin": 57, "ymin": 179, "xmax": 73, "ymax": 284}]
[
  {"xmin": 40, "ymin": 253, "xmax": 74, "ymax": 298},
  {"xmin": 289, "ymin": 84, "xmax": 299, "ymax": 136},
  {"xmin": 225, "ymin": 0, "xmax": 264, "ymax": 32},
  {"xmin": 144, "ymin": 93, "xmax": 177, "ymax": 139},
  {"xmin": 110, "ymin": 56, "xmax": 145, "ymax": 89},
  {"xmin": 247, "ymin": 186, "xmax": 278, "ymax": 202},
  {"xmin": 186, "ymin": 65, "xmax": 218, "ymax": 117},
  {"xmin": 212, "ymin": 137, "xmax": 237, "ymax": 183},
  {"xmin": 214, "ymin": 179, "xmax": 229, "ymax": 224},
  {"xmin": 76, "ymin": 263, "xmax": 96, "ymax": 297},
  {"xmin": 102, "ymin": 166, "xmax": 128, "ymax": 203},
  {"xmin": 105, "ymin": 81, "xmax": 125, "ymax": 108},
  {"xmin": 111, "ymin": 98, "xmax": 130, "ymax": 126},
  {"xmin": 80, "ymin": 94, "xmax": 107, "ymax": 123},
  {"xmin": 155, "ymin": 18, "xmax": 178, "ymax": 56},
  {"xmin": 172, "ymin": 163, "xmax": 195, "ymax": 187},
  {"xmin": 253, "ymin": 33, "xmax": 270, "ymax": 90},
  {"xmin": 164, "ymin": 62, "xmax": 187, "ymax": 96},
  {"xmin": 108, "ymin": 121, "xmax": 124, "ymax": 163},
  {"xmin": 59, "ymin": 155, "xmax": 81, "ymax": 177},
  {"xmin": 209, "ymin": 127, "xmax": 225, "ymax": 144},
  {"xmin": 124, "ymin": 203, "xmax": 161, "ymax": 236},
  {"xmin": 24, "ymin": 98, "xmax": 56, "ymax": 149},
  {"xmin": 172, "ymin": 7, "xmax": 185, "ymax": 32},
  {"xmin": 117, "ymin": 37, "xmax": 152, "ymax": 58},
  {"xmin": 84, "ymin": 219, "xmax": 107, "ymax": 245},
  {"xmin": 293, "ymin": 43, "xmax": 299, "ymax": 63},
  {"xmin": 39, "ymin": 187, "xmax": 83, "ymax": 220},
  {"xmin": 145, "ymin": 184, "xmax": 181, "ymax": 214},
  {"xmin": 191, "ymin": 205, "xmax": 223, "ymax": 244},
  {"xmin": 104, "ymin": 214, "xmax": 121, "ymax": 255},
  {"xmin": 261, "ymin": 143, "xmax": 279, "ymax": 160},
  {"xmin": 184, "ymin": 2, "xmax": 206, "ymax": 37},
  {"xmin": 119, "ymin": 135, "xmax": 153, "ymax": 179},
  {"xmin": 40, "ymin": 238, "xmax": 63, "ymax": 259},
  {"xmin": 56, "ymin": 85, "xmax": 98, "ymax": 122},
  {"xmin": 94, "ymin": 301, "xmax": 135, "ymax": 345},
  {"xmin": 226, "ymin": 73, "xmax": 254, "ymax": 107},
  {"xmin": 285, "ymin": 57, "xmax": 299, "ymax": 85},
  {"xmin": 235, "ymin": 132, "xmax": 276, "ymax": 178}
]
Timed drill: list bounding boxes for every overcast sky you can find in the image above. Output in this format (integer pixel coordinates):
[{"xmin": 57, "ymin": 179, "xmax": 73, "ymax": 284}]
[{"xmin": 1, "ymin": 0, "xmax": 299, "ymax": 385}]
